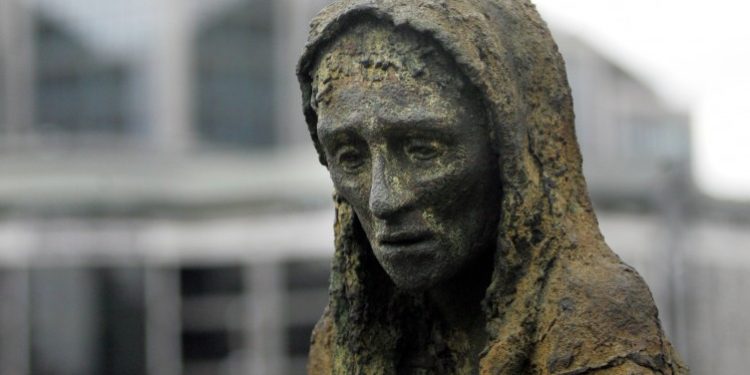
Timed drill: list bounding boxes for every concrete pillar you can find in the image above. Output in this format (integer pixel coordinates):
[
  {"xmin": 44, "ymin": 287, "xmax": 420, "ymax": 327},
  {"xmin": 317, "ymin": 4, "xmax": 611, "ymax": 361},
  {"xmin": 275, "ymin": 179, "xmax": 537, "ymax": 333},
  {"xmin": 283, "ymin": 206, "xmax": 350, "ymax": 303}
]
[
  {"xmin": 145, "ymin": 268, "xmax": 182, "ymax": 375},
  {"xmin": 148, "ymin": 0, "xmax": 194, "ymax": 153},
  {"xmin": 273, "ymin": 0, "xmax": 331, "ymax": 147},
  {"xmin": 0, "ymin": 0, "xmax": 34, "ymax": 145},
  {"xmin": 248, "ymin": 260, "xmax": 285, "ymax": 375},
  {"xmin": 0, "ymin": 269, "xmax": 30, "ymax": 375}
]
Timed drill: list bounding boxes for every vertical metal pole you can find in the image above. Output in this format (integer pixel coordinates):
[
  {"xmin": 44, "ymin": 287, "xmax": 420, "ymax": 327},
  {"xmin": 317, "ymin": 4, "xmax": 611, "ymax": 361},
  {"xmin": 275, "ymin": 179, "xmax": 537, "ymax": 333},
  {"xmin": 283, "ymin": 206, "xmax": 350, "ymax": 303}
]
[{"xmin": 661, "ymin": 161, "xmax": 690, "ymax": 361}]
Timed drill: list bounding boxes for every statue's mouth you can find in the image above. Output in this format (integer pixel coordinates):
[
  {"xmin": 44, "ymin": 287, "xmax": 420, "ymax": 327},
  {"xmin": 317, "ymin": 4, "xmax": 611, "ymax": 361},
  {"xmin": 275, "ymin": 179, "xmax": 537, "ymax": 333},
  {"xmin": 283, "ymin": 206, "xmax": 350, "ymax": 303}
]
[{"xmin": 377, "ymin": 231, "xmax": 433, "ymax": 247}]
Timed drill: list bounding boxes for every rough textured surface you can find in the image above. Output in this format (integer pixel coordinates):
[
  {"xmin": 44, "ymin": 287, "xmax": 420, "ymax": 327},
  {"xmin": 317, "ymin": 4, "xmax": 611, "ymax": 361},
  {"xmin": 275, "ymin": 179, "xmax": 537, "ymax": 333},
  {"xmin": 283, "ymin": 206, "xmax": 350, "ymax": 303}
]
[
  {"xmin": 312, "ymin": 20, "xmax": 502, "ymax": 299},
  {"xmin": 297, "ymin": 0, "xmax": 688, "ymax": 373}
]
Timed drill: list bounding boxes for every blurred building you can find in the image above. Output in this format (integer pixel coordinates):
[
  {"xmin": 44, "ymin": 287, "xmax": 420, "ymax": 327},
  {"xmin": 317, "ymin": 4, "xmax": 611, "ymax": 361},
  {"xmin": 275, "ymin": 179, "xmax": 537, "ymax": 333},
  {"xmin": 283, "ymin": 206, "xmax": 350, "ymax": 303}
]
[
  {"xmin": 0, "ymin": 0, "xmax": 748, "ymax": 374},
  {"xmin": 1, "ymin": 1, "xmax": 335, "ymax": 374},
  {"xmin": 556, "ymin": 34, "xmax": 691, "ymax": 204}
]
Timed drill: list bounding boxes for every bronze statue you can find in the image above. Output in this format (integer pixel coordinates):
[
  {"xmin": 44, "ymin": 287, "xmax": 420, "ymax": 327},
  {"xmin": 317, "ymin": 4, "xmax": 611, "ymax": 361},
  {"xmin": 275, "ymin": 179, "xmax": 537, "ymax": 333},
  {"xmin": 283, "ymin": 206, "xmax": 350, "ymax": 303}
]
[{"xmin": 297, "ymin": 0, "xmax": 687, "ymax": 373}]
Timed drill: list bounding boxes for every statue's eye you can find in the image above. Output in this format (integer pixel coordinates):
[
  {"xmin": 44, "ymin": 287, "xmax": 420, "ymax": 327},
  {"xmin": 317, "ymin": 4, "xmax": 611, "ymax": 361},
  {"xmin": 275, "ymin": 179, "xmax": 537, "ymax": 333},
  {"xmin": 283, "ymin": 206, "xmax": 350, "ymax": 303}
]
[
  {"xmin": 405, "ymin": 140, "xmax": 440, "ymax": 161},
  {"xmin": 335, "ymin": 147, "xmax": 365, "ymax": 172}
]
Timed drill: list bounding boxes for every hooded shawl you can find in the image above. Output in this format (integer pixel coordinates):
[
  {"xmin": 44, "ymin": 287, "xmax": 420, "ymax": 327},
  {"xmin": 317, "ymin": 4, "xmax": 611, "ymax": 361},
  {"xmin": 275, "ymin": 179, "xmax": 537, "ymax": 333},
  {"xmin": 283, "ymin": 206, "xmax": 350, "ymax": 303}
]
[{"xmin": 297, "ymin": 0, "xmax": 687, "ymax": 373}]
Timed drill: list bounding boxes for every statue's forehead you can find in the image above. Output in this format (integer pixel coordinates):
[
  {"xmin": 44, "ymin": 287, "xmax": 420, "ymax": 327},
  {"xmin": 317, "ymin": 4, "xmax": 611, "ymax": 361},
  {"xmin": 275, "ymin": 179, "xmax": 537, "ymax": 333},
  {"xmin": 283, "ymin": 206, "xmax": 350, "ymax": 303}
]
[
  {"xmin": 317, "ymin": 80, "xmax": 450, "ymax": 125},
  {"xmin": 313, "ymin": 19, "xmax": 464, "ymax": 85},
  {"xmin": 316, "ymin": 71, "xmax": 485, "ymax": 143},
  {"xmin": 324, "ymin": 19, "xmax": 426, "ymax": 53},
  {"xmin": 312, "ymin": 23, "xmax": 468, "ymax": 115}
]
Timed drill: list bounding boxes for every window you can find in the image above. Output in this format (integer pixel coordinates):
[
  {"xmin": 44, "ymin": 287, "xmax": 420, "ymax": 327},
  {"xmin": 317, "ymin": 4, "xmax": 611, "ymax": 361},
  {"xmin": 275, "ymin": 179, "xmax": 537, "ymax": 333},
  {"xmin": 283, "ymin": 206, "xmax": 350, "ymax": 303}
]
[
  {"xmin": 34, "ymin": 15, "xmax": 131, "ymax": 135},
  {"xmin": 283, "ymin": 259, "xmax": 330, "ymax": 373},
  {"xmin": 179, "ymin": 265, "xmax": 246, "ymax": 373},
  {"xmin": 195, "ymin": 0, "xmax": 275, "ymax": 149},
  {"xmin": 29, "ymin": 267, "xmax": 146, "ymax": 375}
]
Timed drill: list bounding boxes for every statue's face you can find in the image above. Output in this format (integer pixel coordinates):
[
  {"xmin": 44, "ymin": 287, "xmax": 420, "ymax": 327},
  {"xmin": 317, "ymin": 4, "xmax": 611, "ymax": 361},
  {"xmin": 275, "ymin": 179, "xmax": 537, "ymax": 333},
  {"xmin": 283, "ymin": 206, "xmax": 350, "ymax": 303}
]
[{"xmin": 315, "ymin": 23, "xmax": 501, "ymax": 291}]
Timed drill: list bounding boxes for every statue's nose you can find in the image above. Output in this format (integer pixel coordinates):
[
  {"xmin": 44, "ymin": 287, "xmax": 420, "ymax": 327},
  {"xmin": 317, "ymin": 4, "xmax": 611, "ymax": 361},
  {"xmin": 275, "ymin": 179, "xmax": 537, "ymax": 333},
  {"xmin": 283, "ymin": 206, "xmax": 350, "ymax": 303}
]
[{"xmin": 368, "ymin": 155, "xmax": 412, "ymax": 219}]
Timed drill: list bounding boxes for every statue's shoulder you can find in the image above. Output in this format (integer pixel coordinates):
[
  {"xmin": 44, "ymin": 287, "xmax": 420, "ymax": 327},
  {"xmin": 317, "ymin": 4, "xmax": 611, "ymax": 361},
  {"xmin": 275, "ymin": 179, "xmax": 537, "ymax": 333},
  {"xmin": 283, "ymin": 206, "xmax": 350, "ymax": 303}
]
[
  {"xmin": 530, "ymin": 245, "xmax": 688, "ymax": 374},
  {"xmin": 307, "ymin": 305, "xmax": 335, "ymax": 375}
]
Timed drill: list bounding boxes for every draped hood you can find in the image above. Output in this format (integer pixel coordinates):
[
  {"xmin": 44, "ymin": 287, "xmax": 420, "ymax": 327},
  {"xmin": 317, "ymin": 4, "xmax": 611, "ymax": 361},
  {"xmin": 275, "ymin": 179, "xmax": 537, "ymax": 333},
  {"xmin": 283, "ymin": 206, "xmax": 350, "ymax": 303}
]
[{"xmin": 297, "ymin": 0, "xmax": 687, "ymax": 373}]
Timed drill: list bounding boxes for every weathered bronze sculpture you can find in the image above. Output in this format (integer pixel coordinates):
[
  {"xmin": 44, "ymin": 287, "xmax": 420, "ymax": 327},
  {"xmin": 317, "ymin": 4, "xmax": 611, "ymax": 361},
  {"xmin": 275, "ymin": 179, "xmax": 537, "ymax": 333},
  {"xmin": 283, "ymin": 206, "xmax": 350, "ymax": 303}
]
[{"xmin": 297, "ymin": 0, "xmax": 687, "ymax": 373}]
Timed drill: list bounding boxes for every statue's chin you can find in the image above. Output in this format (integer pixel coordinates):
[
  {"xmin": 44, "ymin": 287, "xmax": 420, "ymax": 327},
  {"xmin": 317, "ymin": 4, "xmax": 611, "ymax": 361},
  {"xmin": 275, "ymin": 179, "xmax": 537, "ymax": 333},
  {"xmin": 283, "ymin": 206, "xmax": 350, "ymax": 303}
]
[
  {"xmin": 391, "ymin": 278, "xmax": 430, "ymax": 293},
  {"xmin": 382, "ymin": 267, "xmax": 443, "ymax": 293}
]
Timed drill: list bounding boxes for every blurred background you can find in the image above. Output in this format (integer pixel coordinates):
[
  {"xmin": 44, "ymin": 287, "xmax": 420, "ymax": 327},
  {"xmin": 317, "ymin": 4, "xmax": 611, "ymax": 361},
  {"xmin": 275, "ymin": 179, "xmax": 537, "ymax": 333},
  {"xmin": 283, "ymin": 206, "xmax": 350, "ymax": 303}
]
[{"xmin": 0, "ymin": 0, "xmax": 748, "ymax": 374}]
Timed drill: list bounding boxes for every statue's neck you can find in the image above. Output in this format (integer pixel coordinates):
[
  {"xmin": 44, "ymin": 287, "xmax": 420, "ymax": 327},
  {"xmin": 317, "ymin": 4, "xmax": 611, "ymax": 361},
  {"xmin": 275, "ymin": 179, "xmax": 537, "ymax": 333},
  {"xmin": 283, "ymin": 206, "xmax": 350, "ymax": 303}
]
[
  {"xmin": 398, "ymin": 248, "xmax": 493, "ymax": 372},
  {"xmin": 427, "ymin": 247, "xmax": 493, "ymax": 329}
]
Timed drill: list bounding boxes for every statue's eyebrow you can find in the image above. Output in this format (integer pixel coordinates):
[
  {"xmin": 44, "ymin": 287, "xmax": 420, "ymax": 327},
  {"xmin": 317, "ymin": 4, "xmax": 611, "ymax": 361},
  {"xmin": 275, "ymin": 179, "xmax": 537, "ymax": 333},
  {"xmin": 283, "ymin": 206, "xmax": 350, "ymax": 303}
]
[
  {"xmin": 318, "ymin": 112, "xmax": 452, "ymax": 143},
  {"xmin": 379, "ymin": 114, "xmax": 448, "ymax": 128},
  {"xmin": 376, "ymin": 113, "xmax": 458, "ymax": 139},
  {"xmin": 317, "ymin": 114, "xmax": 364, "ymax": 143}
]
